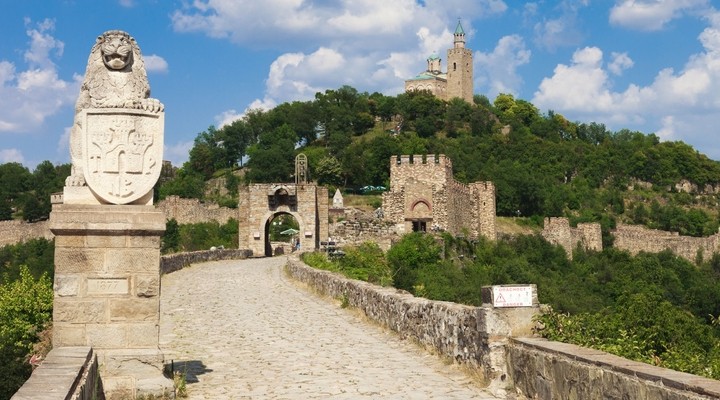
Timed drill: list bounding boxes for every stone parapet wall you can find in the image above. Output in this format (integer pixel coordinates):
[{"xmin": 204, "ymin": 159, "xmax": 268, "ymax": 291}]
[
  {"xmin": 613, "ymin": 223, "xmax": 719, "ymax": 263},
  {"xmin": 508, "ymin": 337, "xmax": 720, "ymax": 400},
  {"xmin": 160, "ymin": 249, "xmax": 252, "ymax": 275},
  {"xmin": 12, "ymin": 347, "xmax": 102, "ymax": 400},
  {"xmin": 541, "ymin": 217, "xmax": 602, "ymax": 258},
  {"xmin": 155, "ymin": 195, "xmax": 236, "ymax": 225},
  {"xmin": 286, "ymin": 256, "xmax": 538, "ymax": 395},
  {"xmin": 0, "ymin": 220, "xmax": 53, "ymax": 247}
]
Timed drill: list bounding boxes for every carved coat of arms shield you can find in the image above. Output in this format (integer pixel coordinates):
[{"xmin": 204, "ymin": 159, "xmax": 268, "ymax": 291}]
[{"xmin": 82, "ymin": 108, "xmax": 164, "ymax": 204}]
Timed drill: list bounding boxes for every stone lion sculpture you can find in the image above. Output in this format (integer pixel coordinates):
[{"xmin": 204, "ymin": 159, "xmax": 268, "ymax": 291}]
[{"xmin": 66, "ymin": 30, "xmax": 163, "ymax": 186}]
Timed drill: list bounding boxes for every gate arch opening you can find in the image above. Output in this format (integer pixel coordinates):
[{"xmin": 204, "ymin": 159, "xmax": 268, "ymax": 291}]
[{"xmin": 265, "ymin": 212, "xmax": 300, "ymax": 257}]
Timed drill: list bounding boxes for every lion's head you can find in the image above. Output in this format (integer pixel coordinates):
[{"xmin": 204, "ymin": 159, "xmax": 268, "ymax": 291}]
[{"xmin": 99, "ymin": 30, "xmax": 134, "ymax": 70}]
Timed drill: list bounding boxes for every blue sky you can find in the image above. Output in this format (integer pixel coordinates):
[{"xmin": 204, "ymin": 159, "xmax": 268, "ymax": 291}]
[{"xmin": 1, "ymin": 0, "xmax": 720, "ymax": 168}]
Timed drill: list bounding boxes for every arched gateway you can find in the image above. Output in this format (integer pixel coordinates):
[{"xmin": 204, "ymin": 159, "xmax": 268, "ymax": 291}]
[{"xmin": 238, "ymin": 183, "xmax": 329, "ymax": 256}]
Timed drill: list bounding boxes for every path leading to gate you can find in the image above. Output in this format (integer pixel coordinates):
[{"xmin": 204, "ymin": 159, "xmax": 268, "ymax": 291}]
[{"xmin": 159, "ymin": 257, "xmax": 501, "ymax": 399}]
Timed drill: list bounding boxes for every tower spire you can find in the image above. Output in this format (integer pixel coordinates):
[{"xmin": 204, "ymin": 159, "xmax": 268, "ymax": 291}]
[{"xmin": 453, "ymin": 18, "xmax": 466, "ymax": 48}]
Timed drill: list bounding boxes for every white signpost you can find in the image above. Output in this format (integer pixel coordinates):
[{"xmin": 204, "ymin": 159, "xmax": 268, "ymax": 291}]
[{"xmin": 492, "ymin": 285, "xmax": 534, "ymax": 307}]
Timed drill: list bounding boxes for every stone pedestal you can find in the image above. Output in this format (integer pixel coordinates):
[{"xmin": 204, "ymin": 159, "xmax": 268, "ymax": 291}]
[{"xmin": 50, "ymin": 204, "xmax": 169, "ymax": 398}]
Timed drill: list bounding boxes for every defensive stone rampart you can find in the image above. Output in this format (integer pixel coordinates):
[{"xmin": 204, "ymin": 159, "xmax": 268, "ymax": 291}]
[
  {"xmin": 286, "ymin": 255, "xmax": 537, "ymax": 395},
  {"xmin": 382, "ymin": 154, "xmax": 496, "ymax": 240},
  {"xmin": 329, "ymin": 218, "xmax": 399, "ymax": 250},
  {"xmin": 160, "ymin": 249, "xmax": 252, "ymax": 275},
  {"xmin": 508, "ymin": 337, "xmax": 720, "ymax": 400},
  {"xmin": 155, "ymin": 195, "xmax": 236, "ymax": 224},
  {"xmin": 11, "ymin": 347, "xmax": 103, "ymax": 400},
  {"xmin": 613, "ymin": 223, "xmax": 720, "ymax": 263},
  {"xmin": 541, "ymin": 217, "xmax": 602, "ymax": 258},
  {"xmin": 0, "ymin": 220, "xmax": 53, "ymax": 247}
]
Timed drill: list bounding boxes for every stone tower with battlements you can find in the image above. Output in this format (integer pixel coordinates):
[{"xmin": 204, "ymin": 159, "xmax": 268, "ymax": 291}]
[
  {"xmin": 382, "ymin": 154, "xmax": 495, "ymax": 240},
  {"xmin": 405, "ymin": 21, "xmax": 474, "ymax": 104}
]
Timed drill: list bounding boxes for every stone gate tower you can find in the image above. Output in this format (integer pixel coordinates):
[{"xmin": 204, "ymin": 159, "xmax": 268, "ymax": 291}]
[
  {"xmin": 382, "ymin": 154, "xmax": 495, "ymax": 240},
  {"xmin": 446, "ymin": 21, "xmax": 473, "ymax": 103}
]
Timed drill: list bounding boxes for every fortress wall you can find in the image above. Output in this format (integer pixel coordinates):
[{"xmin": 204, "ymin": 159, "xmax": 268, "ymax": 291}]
[
  {"xmin": 382, "ymin": 154, "xmax": 496, "ymax": 240},
  {"xmin": 613, "ymin": 223, "xmax": 719, "ymax": 263},
  {"xmin": 541, "ymin": 217, "xmax": 602, "ymax": 258},
  {"xmin": 155, "ymin": 195, "xmax": 237, "ymax": 225},
  {"xmin": 508, "ymin": 337, "xmax": 720, "ymax": 400},
  {"xmin": 0, "ymin": 220, "xmax": 53, "ymax": 247},
  {"xmin": 329, "ymin": 219, "xmax": 399, "ymax": 251}
]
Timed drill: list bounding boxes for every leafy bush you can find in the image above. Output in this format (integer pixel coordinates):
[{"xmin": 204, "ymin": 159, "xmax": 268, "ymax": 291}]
[
  {"xmin": 302, "ymin": 242, "xmax": 392, "ymax": 286},
  {"xmin": 0, "ymin": 238, "xmax": 55, "ymax": 282},
  {"xmin": 337, "ymin": 242, "xmax": 392, "ymax": 286},
  {"xmin": 0, "ymin": 266, "xmax": 53, "ymax": 399},
  {"xmin": 175, "ymin": 219, "xmax": 239, "ymax": 252}
]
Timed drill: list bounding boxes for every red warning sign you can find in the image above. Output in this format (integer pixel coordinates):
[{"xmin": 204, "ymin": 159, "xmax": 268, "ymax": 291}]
[{"xmin": 492, "ymin": 285, "xmax": 533, "ymax": 307}]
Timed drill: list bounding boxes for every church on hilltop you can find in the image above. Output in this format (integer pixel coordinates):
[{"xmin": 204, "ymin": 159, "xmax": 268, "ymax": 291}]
[{"xmin": 404, "ymin": 21, "xmax": 474, "ymax": 104}]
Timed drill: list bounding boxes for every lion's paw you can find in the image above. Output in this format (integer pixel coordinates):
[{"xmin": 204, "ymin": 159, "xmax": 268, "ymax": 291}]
[
  {"xmin": 140, "ymin": 98, "xmax": 164, "ymax": 113},
  {"xmin": 65, "ymin": 174, "xmax": 86, "ymax": 187}
]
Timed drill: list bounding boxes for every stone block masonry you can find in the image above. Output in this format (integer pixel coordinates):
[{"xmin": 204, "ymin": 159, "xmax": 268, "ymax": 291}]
[
  {"xmin": 50, "ymin": 204, "xmax": 170, "ymax": 398},
  {"xmin": 0, "ymin": 220, "xmax": 53, "ymax": 247},
  {"xmin": 541, "ymin": 217, "xmax": 602, "ymax": 258},
  {"xmin": 11, "ymin": 347, "xmax": 102, "ymax": 400},
  {"xmin": 613, "ymin": 223, "xmax": 720, "ymax": 264},
  {"xmin": 508, "ymin": 337, "xmax": 720, "ymax": 400},
  {"xmin": 155, "ymin": 195, "xmax": 236, "ymax": 224},
  {"xmin": 382, "ymin": 154, "xmax": 496, "ymax": 240}
]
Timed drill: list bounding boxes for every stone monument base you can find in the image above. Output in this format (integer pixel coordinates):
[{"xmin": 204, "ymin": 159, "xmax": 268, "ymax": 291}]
[
  {"xmin": 50, "ymin": 204, "xmax": 171, "ymax": 399},
  {"xmin": 63, "ymin": 186, "xmax": 153, "ymax": 206}
]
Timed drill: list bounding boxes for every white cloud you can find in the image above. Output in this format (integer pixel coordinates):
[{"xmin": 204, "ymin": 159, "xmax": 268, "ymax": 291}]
[
  {"xmin": 533, "ymin": 12, "xmax": 720, "ymax": 158},
  {"xmin": 608, "ymin": 52, "xmax": 634, "ymax": 75},
  {"xmin": 118, "ymin": 0, "xmax": 135, "ymax": 7},
  {"xmin": 0, "ymin": 19, "xmax": 79, "ymax": 134},
  {"xmin": 656, "ymin": 115, "xmax": 676, "ymax": 140},
  {"xmin": 172, "ymin": 0, "xmax": 505, "ymax": 49},
  {"xmin": 144, "ymin": 54, "xmax": 169, "ymax": 73},
  {"xmin": 609, "ymin": 0, "xmax": 710, "ymax": 31},
  {"xmin": 475, "ymin": 35, "xmax": 531, "ymax": 97},
  {"xmin": 215, "ymin": 97, "xmax": 277, "ymax": 128},
  {"xmin": 0, "ymin": 149, "xmax": 25, "ymax": 164},
  {"xmin": 171, "ymin": 1, "xmax": 509, "ymax": 138},
  {"xmin": 532, "ymin": 1, "xmax": 587, "ymax": 51}
]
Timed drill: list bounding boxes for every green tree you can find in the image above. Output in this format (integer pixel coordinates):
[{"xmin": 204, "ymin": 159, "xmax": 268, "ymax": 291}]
[
  {"xmin": 315, "ymin": 156, "xmax": 344, "ymax": 186},
  {"xmin": 0, "ymin": 266, "xmax": 53, "ymax": 399},
  {"xmin": 161, "ymin": 219, "xmax": 180, "ymax": 254},
  {"xmin": 245, "ymin": 124, "xmax": 297, "ymax": 183}
]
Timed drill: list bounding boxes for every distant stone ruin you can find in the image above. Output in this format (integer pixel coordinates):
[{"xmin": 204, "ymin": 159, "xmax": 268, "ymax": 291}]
[
  {"xmin": 613, "ymin": 223, "xmax": 720, "ymax": 263},
  {"xmin": 541, "ymin": 217, "xmax": 602, "ymax": 259}
]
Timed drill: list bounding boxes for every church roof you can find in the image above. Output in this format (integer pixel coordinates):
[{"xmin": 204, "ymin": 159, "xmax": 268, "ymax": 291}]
[
  {"xmin": 427, "ymin": 53, "xmax": 440, "ymax": 60},
  {"xmin": 406, "ymin": 71, "xmax": 447, "ymax": 81},
  {"xmin": 454, "ymin": 21, "xmax": 465, "ymax": 35}
]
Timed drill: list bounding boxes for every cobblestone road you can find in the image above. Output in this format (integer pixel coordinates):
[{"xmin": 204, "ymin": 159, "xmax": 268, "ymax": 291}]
[{"xmin": 159, "ymin": 257, "xmax": 500, "ymax": 399}]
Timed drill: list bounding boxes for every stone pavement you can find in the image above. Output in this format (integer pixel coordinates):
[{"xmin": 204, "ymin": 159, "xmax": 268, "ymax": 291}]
[{"xmin": 159, "ymin": 256, "xmax": 502, "ymax": 399}]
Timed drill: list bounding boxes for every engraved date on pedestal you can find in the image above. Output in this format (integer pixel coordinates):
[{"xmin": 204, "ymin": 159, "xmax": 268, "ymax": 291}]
[{"xmin": 87, "ymin": 278, "xmax": 129, "ymax": 295}]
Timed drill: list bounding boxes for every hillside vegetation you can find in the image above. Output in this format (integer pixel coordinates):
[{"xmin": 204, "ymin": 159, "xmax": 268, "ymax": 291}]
[{"xmin": 158, "ymin": 86, "xmax": 720, "ymax": 241}]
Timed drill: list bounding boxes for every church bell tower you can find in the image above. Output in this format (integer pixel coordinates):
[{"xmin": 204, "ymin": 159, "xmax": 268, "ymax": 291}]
[{"xmin": 446, "ymin": 20, "xmax": 473, "ymax": 103}]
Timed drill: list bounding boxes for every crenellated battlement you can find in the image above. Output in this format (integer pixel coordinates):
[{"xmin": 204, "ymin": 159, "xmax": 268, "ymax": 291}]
[{"xmin": 384, "ymin": 154, "xmax": 496, "ymax": 240}]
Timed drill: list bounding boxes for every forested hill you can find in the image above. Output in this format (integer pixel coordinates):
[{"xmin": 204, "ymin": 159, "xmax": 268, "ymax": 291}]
[
  {"xmin": 2, "ymin": 85, "xmax": 720, "ymax": 237},
  {"xmin": 159, "ymin": 86, "xmax": 720, "ymax": 239}
]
